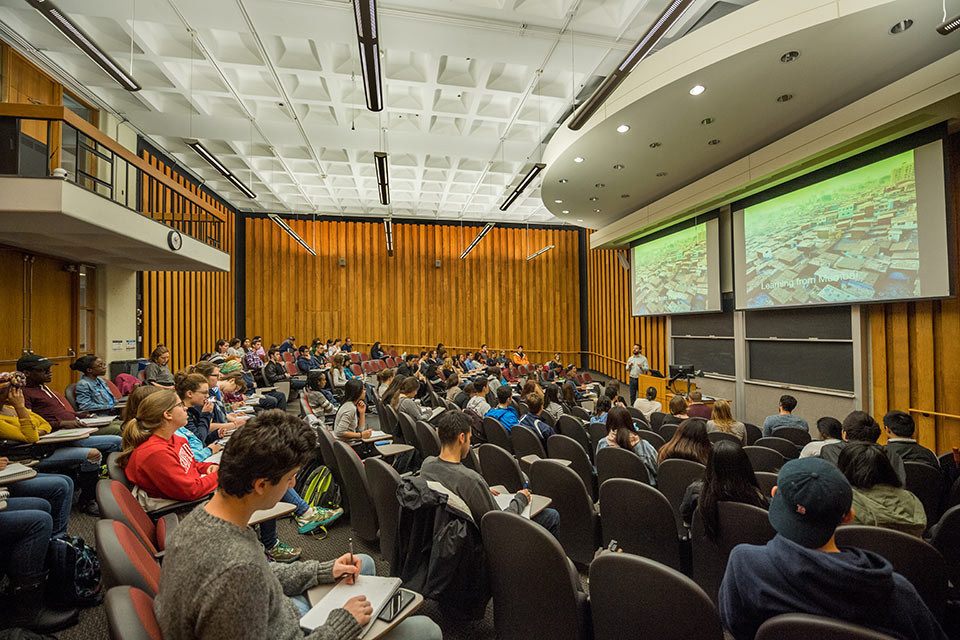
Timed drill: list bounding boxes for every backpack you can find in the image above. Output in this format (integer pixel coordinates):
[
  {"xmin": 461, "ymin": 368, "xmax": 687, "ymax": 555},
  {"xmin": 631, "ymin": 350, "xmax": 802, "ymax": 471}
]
[
  {"xmin": 301, "ymin": 466, "xmax": 341, "ymax": 511},
  {"xmin": 45, "ymin": 534, "xmax": 103, "ymax": 608}
]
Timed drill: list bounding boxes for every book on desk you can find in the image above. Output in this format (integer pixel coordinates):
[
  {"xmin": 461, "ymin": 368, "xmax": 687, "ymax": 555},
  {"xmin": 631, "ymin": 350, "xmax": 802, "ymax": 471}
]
[{"xmin": 301, "ymin": 575, "xmax": 402, "ymax": 636}]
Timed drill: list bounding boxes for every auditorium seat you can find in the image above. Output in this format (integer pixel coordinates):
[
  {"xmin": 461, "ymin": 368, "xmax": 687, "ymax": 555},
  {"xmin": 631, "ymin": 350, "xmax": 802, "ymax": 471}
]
[
  {"xmin": 755, "ymin": 436, "xmax": 800, "ymax": 459},
  {"xmin": 546, "ymin": 434, "xmax": 597, "ymax": 501},
  {"xmin": 707, "ymin": 431, "xmax": 742, "ymax": 446},
  {"xmin": 482, "ymin": 416, "xmax": 514, "ymax": 453},
  {"xmin": 903, "ymin": 461, "xmax": 941, "ymax": 526},
  {"xmin": 771, "ymin": 427, "xmax": 811, "ymax": 446},
  {"xmin": 477, "ymin": 444, "xmax": 524, "ymax": 492},
  {"xmin": 96, "ymin": 480, "xmax": 177, "ymax": 556},
  {"xmin": 638, "ymin": 429, "xmax": 666, "ymax": 451},
  {"xmin": 556, "ymin": 415, "xmax": 593, "ymax": 462},
  {"xmin": 658, "ymin": 458, "xmax": 706, "ymax": 536},
  {"xmin": 332, "ymin": 440, "xmax": 379, "ymax": 542},
  {"xmin": 364, "ymin": 457, "xmax": 401, "ymax": 566},
  {"xmin": 529, "ymin": 459, "xmax": 600, "ymax": 566},
  {"xmin": 95, "ymin": 520, "xmax": 161, "ymax": 597},
  {"xmin": 414, "ymin": 420, "xmax": 442, "ymax": 458},
  {"xmin": 744, "ymin": 423, "xmax": 762, "ymax": 445},
  {"xmin": 755, "ymin": 613, "xmax": 902, "ymax": 640},
  {"xmin": 104, "ymin": 586, "xmax": 162, "ymax": 640},
  {"xmin": 596, "ymin": 446, "xmax": 651, "ymax": 486},
  {"xmin": 744, "ymin": 445, "xmax": 785, "ymax": 473},
  {"xmin": 600, "ymin": 478, "xmax": 679, "ymax": 569},
  {"xmin": 512, "ymin": 424, "xmax": 547, "ymax": 467}
]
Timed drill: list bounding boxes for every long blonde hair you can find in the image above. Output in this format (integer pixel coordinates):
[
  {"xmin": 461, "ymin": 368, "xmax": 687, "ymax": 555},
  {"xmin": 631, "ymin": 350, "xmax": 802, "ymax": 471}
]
[
  {"xmin": 710, "ymin": 399, "xmax": 736, "ymax": 430},
  {"xmin": 117, "ymin": 389, "xmax": 179, "ymax": 467}
]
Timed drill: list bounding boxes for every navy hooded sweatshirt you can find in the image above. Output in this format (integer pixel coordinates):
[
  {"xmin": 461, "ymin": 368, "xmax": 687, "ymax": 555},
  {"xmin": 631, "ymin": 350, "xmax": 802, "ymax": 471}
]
[{"xmin": 718, "ymin": 534, "xmax": 946, "ymax": 640}]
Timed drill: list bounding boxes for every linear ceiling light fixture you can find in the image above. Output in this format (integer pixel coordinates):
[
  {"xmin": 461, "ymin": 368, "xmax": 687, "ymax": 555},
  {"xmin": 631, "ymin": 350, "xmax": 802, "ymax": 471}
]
[
  {"xmin": 374, "ymin": 151, "xmax": 390, "ymax": 205},
  {"xmin": 526, "ymin": 244, "xmax": 555, "ymax": 261},
  {"xmin": 187, "ymin": 140, "xmax": 257, "ymax": 199},
  {"xmin": 383, "ymin": 218, "xmax": 394, "ymax": 256},
  {"xmin": 268, "ymin": 214, "xmax": 316, "ymax": 255},
  {"xmin": 938, "ymin": 13, "xmax": 960, "ymax": 34},
  {"xmin": 353, "ymin": 0, "xmax": 383, "ymax": 111},
  {"xmin": 25, "ymin": 0, "xmax": 141, "ymax": 91},
  {"xmin": 460, "ymin": 222, "xmax": 495, "ymax": 259},
  {"xmin": 499, "ymin": 162, "xmax": 545, "ymax": 211},
  {"xmin": 567, "ymin": 0, "xmax": 696, "ymax": 130}
]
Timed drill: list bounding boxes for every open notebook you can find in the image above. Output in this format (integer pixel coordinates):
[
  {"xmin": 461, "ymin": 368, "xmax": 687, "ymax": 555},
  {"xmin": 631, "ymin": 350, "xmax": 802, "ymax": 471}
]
[
  {"xmin": 0, "ymin": 462, "xmax": 37, "ymax": 484},
  {"xmin": 78, "ymin": 415, "xmax": 115, "ymax": 427},
  {"xmin": 301, "ymin": 575, "xmax": 401, "ymax": 636},
  {"xmin": 494, "ymin": 492, "xmax": 532, "ymax": 518},
  {"xmin": 40, "ymin": 427, "xmax": 96, "ymax": 440}
]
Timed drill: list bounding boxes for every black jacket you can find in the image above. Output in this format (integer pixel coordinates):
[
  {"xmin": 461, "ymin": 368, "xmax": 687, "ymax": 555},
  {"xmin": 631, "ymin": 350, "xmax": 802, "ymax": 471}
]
[{"xmin": 393, "ymin": 476, "xmax": 490, "ymax": 619}]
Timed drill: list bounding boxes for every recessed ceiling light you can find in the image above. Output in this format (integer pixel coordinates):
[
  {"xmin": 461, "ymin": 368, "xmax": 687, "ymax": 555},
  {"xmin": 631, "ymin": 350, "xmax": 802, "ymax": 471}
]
[
  {"xmin": 577, "ymin": 218, "xmax": 583, "ymax": 222},
  {"xmin": 701, "ymin": 117, "xmax": 714, "ymax": 125},
  {"xmin": 708, "ymin": 139, "xmax": 720, "ymax": 145},
  {"xmin": 616, "ymin": 124, "xmax": 630, "ymax": 133},
  {"xmin": 573, "ymin": 156, "xmax": 584, "ymax": 163},
  {"xmin": 562, "ymin": 210, "xmax": 570, "ymax": 214},
  {"xmin": 656, "ymin": 172, "xmax": 668, "ymax": 177},
  {"xmin": 594, "ymin": 209, "xmax": 601, "ymax": 213},
  {"xmin": 554, "ymin": 199, "xmax": 563, "ymax": 203},
  {"xmin": 780, "ymin": 50, "xmax": 800, "ymax": 63},
  {"xmin": 558, "ymin": 178, "xmax": 568, "ymax": 183},
  {"xmin": 595, "ymin": 183, "xmax": 605, "ymax": 188},
  {"xmin": 589, "ymin": 197, "xmax": 598, "ymax": 201},
  {"xmin": 890, "ymin": 19, "xmax": 913, "ymax": 34},
  {"xmin": 613, "ymin": 163, "xmax": 625, "ymax": 170},
  {"xmin": 776, "ymin": 93, "xmax": 794, "ymax": 103},
  {"xmin": 649, "ymin": 142, "xmax": 661, "ymax": 149},
  {"xmin": 621, "ymin": 194, "xmax": 630, "ymax": 198},
  {"xmin": 689, "ymin": 85, "xmax": 705, "ymax": 96}
]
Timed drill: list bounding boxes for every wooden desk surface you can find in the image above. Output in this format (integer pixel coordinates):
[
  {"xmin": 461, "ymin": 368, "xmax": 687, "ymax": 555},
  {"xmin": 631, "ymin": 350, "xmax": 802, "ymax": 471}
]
[
  {"xmin": 248, "ymin": 501, "xmax": 296, "ymax": 526},
  {"xmin": 306, "ymin": 586, "xmax": 424, "ymax": 640}
]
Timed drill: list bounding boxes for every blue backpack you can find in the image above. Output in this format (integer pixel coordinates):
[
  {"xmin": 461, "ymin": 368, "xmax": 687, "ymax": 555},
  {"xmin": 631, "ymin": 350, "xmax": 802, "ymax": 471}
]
[{"xmin": 45, "ymin": 534, "xmax": 103, "ymax": 607}]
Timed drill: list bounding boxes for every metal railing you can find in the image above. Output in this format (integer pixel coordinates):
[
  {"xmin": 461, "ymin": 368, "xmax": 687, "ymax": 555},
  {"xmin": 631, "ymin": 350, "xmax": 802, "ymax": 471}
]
[{"xmin": 0, "ymin": 103, "xmax": 224, "ymax": 250}]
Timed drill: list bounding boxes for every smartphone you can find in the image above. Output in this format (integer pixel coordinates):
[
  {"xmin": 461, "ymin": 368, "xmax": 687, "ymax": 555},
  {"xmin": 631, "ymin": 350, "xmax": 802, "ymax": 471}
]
[{"xmin": 377, "ymin": 589, "xmax": 415, "ymax": 623}]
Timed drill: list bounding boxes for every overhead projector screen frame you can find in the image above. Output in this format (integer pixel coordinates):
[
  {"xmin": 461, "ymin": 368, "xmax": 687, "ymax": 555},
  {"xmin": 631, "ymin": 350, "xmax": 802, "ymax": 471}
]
[
  {"xmin": 630, "ymin": 213, "xmax": 722, "ymax": 316},
  {"xmin": 732, "ymin": 125, "xmax": 952, "ymax": 311}
]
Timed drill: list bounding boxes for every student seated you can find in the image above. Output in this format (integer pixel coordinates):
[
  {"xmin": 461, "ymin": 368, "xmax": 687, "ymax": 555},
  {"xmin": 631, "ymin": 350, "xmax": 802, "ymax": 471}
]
[
  {"xmin": 837, "ymin": 443, "xmax": 926, "ymax": 537},
  {"xmin": 370, "ymin": 341, "xmax": 385, "ymax": 360},
  {"xmin": 485, "ymin": 365, "xmax": 503, "ymax": 396},
  {"xmin": 597, "ymin": 406, "xmax": 658, "ymax": 485},
  {"xmin": 20, "ymin": 352, "xmax": 120, "ymax": 436},
  {"xmin": 485, "ymin": 385, "xmax": 519, "ymax": 431},
  {"xmin": 306, "ymin": 370, "xmax": 338, "ymax": 415},
  {"xmin": 396, "ymin": 353, "xmax": 419, "ymax": 378},
  {"xmin": 333, "ymin": 379, "xmax": 371, "ymax": 441},
  {"xmin": 190, "ymin": 362, "xmax": 247, "ymax": 443},
  {"xmin": 685, "ymin": 390, "xmax": 712, "ymax": 419},
  {"xmin": 542, "ymin": 383, "xmax": 564, "ymax": 422},
  {"xmin": 681, "ymin": 440, "xmax": 766, "ymax": 529},
  {"xmin": 800, "ymin": 416, "xmax": 843, "ymax": 458},
  {"xmin": 511, "ymin": 345, "xmax": 529, "ymax": 366},
  {"xmin": 296, "ymin": 345, "xmax": 325, "ymax": 374},
  {"xmin": 882, "ymin": 410, "xmax": 938, "ymax": 468},
  {"xmin": 172, "ymin": 375, "xmax": 221, "ymax": 462},
  {"xmin": 421, "ymin": 410, "xmax": 558, "ymax": 536},
  {"xmin": 444, "ymin": 373, "xmax": 461, "ymax": 402},
  {"xmin": 464, "ymin": 382, "xmax": 490, "ymax": 416},
  {"xmin": 761, "ymin": 394, "xmax": 809, "ymax": 437},
  {"xmin": 633, "ymin": 385, "xmax": 662, "ymax": 419},
  {"xmin": 144, "ymin": 344, "xmax": 175, "ymax": 388},
  {"xmin": 819, "ymin": 411, "xmax": 906, "ymax": 483},
  {"xmin": 265, "ymin": 348, "xmax": 307, "ymax": 394},
  {"xmin": 391, "ymin": 377, "xmax": 431, "ymax": 424},
  {"xmin": 718, "ymin": 457, "xmax": 946, "ymax": 640},
  {"xmin": 70, "ymin": 355, "xmax": 116, "ymax": 413},
  {"xmin": 0, "ymin": 458, "xmax": 78, "ymax": 633},
  {"xmin": 590, "ymin": 396, "xmax": 611, "ymax": 425},
  {"xmin": 661, "ymin": 395, "xmax": 689, "ymax": 426},
  {"xmin": 705, "ymin": 399, "xmax": 746, "ymax": 444},
  {"xmin": 376, "ymin": 368, "xmax": 395, "ymax": 399},
  {"xmin": 517, "ymin": 393, "xmax": 555, "ymax": 444},
  {"xmin": 658, "ymin": 418, "xmax": 711, "ymax": 465},
  {"xmin": 602, "ymin": 380, "xmax": 626, "ymax": 407},
  {"xmin": 154, "ymin": 410, "xmax": 440, "ymax": 640},
  {"xmin": 330, "ymin": 354, "xmax": 349, "ymax": 389}
]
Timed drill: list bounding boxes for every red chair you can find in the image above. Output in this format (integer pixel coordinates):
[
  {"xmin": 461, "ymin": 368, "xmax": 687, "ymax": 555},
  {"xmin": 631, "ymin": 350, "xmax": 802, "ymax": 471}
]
[
  {"xmin": 372, "ymin": 360, "xmax": 384, "ymax": 372},
  {"xmin": 104, "ymin": 586, "xmax": 162, "ymax": 640},
  {"xmin": 360, "ymin": 351, "xmax": 370, "ymax": 361},
  {"xmin": 349, "ymin": 353, "xmax": 361, "ymax": 364},
  {"xmin": 350, "ymin": 364, "xmax": 363, "ymax": 377},
  {"xmin": 285, "ymin": 361, "xmax": 299, "ymax": 376},
  {"xmin": 576, "ymin": 374, "xmax": 585, "ymax": 385},
  {"xmin": 389, "ymin": 349, "xmax": 399, "ymax": 358},
  {"xmin": 282, "ymin": 351, "xmax": 295, "ymax": 363},
  {"xmin": 362, "ymin": 361, "xmax": 374, "ymax": 375},
  {"xmin": 300, "ymin": 395, "xmax": 314, "ymax": 418},
  {"xmin": 582, "ymin": 373, "xmax": 594, "ymax": 384},
  {"xmin": 95, "ymin": 520, "xmax": 161, "ymax": 597},
  {"xmin": 65, "ymin": 383, "xmax": 79, "ymax": 410},
  {"xmin": 106, "ymin": 379, "xmax": 124, "ymax": 400},
  {"xmin": 386, "ymin": 357, "xmax": 397, "ymax": 368},
  {"xmin": 95, "ymin": 480, "xmax": 178, "ymax": 557}
]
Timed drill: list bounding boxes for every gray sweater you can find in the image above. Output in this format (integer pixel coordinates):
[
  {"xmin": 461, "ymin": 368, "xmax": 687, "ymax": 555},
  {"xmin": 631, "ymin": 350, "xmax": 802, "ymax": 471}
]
[{"xmin": 155, "ymin": 507, "xmax": 361, "ymax": 640}]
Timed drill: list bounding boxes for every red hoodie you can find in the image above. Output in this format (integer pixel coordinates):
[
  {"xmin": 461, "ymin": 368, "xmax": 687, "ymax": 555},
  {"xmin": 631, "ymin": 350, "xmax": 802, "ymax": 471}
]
[{"xmin": 124, "ymin": 433, "xmax": 218, "ymax": 501}]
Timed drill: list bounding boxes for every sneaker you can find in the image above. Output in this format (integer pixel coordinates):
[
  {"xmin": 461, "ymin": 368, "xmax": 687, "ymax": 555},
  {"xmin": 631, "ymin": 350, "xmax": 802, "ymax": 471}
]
[
  {"xmin": 294, "ymin": 507, "xmax": 324, "ymax": 534},
  {"xmin": 316, "ymin": 506, "xmax": 344, "ymax": 527},
  {"xmin": 267, "ymin": 540, "xmax": 301, "ymax": 563}
]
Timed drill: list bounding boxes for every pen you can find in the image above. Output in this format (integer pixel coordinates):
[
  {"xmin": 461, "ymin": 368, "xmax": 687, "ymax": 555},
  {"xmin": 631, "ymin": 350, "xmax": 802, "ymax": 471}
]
[{"xmin": 349, "ymin": 537, "xmax": 354, "ymax": 574}]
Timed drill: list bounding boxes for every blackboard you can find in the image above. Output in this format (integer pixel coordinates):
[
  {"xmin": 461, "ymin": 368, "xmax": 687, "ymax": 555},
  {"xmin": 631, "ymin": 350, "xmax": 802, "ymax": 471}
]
[
  {"xmin": 745, "ymin": 306, "xmax": 851, "ymax": 340},
  {"xmin": 748, "ymin": 341, "xmax": 854, "ymax": 391},
  {"xmin": 673, "ymin": 337, "xmax": 735, "ymax": 376},
  {"xmin": 672, "ymin": 312, "xmax": 734, "ymax": 338}
]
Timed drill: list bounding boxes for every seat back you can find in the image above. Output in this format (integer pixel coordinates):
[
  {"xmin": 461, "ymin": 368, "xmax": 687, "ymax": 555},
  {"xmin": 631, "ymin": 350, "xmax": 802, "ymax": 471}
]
[
  {"xmin": 659, "ymin": 423, "xmax": 678, "ymax": 442},
  {"xmin": 903, "ymin": 461, "xmax": 941, "ymax": 526},
  {"xmin": 755, "ymin": 471, "xmax": 778, "ymax": 500},
  {"xmin": 744, "ymin": 446, "xmax": 786, "ymax": 473},
  {"xmin": 299, "ymin": 394, "xmax": 314, "ymax": 418},
  {"xmin": 755, "ymin": 436, "xmax": 799, "ymax": 459},
  {"xmin": 597, "ymin": 446, "xmax": 651, "ymax": 486},
  {"xmin": 463, "ymin": 447, "xmax": 482, "ymax": 476},
  {"xmin": 104, "ymin": 586, "xmax": 163, "ymax": 640},
  {"xmin": 96, "ymin": 480, "xmax": 159, "ymax": 555},
  {"xmin": 570, "ymin": 405, "xmax": 589, "ymax": 421},
  {"xmin": 539, "ymin": 410, "xmax": 556, "ymax": 428},
  {"xmin": 482, "ymin": 416, "xmax": 514, "ymax": 453},
  {"xmin": 106, "ymin": 379, "xmax": 124, "ymax": 400},
  {"xmin": 65, "ymin": 383, "xmax": 79, "ymax": 410},
  {"xmin": 772, "ymin": 427, "xmax": 811, "ymax": 446},
  {"xmin": 929, "ymin": 504, "xmax": 960, "ymax": 589},
  {"xmin": 590, "ymin": 553, "xmax": 723, "ymax": 640},
  {"xmin": 587, "ymin": 420, "xmax": 608, "ymax": 455},
  {"xmin": 626, "ymin": 406, "xmax": 645, "ymax": 422},
  {"xmin": 600, "ymin": 478, "xmax": 679, "ymax": 570},
  {"xmin": 658, "ymin": 458, "xmax": 707, "ymax": 536},
  {"xmin": 315, "ymin": 426, "xmax": 340, "ymax": 478},
  {"xmin": 756, "ymin": 613, "xmax": 903, "ymax": 640},
  {"xmin": 397, "ymin": 412, "xmax": 420, "ymax": 453},
  {"xmin": 414, "ymin": 420, "xmax": 442, "ymax": 459},
  {"xmin": 650, "ymin": 412, "xmax": 666, "ymax": 430},
  {"xmin": 744, "ymin": 423, "xmax": 762, "ymax": 445},
  {"xmin": 529, "ymin": 459, "xmax": 599, "ymax": 565},
  {"xmin": 477, "ymin": 444, "xmax": 524, "ymax": 492},
  {"xmin": 107, "ymin": 452, "xmax": 134, "ymax": 490},
  {"xmin": 707, "ymin": 431, "xmax": 742, "ymax": 445},
  {"xmin": 546, "ymin": 434, "xmax": 596, "ymax": 501},
  {"xmin": 638, "ymin": 429, "xmax": 666, "ymax": 451},
  {"xmin": 511, "ymin": 424, "xmax": 546, "ymax": 460},
  {"xmin": 364, "ymin": 457, "xmax": 401, "ymax": 566},
  {"xmin": 95, "ymin": 520, "xmax": 161, "ymax": 597},
  {"xmin": 835, "ymin": 524, "xmax": 947, "ymax": 619},
  {"xmin": 556, "ymin": 415, "xmax": 593, "ymax": 462},
  {"xmin": 481, "ymin": 511, "xmax": 590, "ymax": 640},
  {"xmin": 380, "ymin": 404, "xmax": 400, "ymax": 437},
  {"xmin": 332, "ymin": 440, "xmax": 379, "ymax": 542}
]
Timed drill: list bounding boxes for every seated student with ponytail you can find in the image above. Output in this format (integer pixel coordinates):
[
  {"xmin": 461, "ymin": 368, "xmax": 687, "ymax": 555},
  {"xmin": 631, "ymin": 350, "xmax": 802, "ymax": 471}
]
[
  {"xmin": 597, "ymin": 406, "xmax": 659, "ymax": 486},
  {"xmin": 334, "ymin": 379, "xmax": 372, "ymax": 441}
]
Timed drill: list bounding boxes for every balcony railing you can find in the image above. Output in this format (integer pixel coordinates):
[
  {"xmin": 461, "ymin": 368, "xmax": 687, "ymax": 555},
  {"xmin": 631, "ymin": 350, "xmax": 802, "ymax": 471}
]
[{"xmin": 0, "ymin": 103, "xmax": 224, "ymax": 250}]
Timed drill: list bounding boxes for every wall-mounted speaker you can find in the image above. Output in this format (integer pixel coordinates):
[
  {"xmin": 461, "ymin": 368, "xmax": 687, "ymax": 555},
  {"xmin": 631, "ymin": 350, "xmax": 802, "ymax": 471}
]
[
  {"xmin": 339, "ymin": 258, "xmax": 346, "ymax": 267},
  {"xmin": 435, "ymin": 260, "xmax": 441, "ymax": 268}
]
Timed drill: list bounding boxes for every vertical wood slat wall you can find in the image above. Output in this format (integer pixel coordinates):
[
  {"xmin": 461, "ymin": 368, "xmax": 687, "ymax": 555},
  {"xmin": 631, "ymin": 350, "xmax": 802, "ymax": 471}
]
[
  {"xmin": 139, "ymin": 150, "xmax": 235, "ymax": 372},
  {"xmin": 244, "ymin": 218, "xmax": 580, "ymax": 364},
  {"xmin": 585, "ymin": 235, "xmax": 668, "ymax": 381},
  {"xmin": 870, "ymin": 132, "xmax": 960, "ymax": 454}
]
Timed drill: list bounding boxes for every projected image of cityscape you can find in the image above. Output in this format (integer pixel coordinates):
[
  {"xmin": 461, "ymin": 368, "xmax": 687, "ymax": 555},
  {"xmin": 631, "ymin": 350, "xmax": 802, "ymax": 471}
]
[
  {"xmin": 633, "ymin": 224, "xmax": 708, "ymax": 314},
  {"xmin": 742, "ymin": 150, "xmax": 918, "ymax": 308}
]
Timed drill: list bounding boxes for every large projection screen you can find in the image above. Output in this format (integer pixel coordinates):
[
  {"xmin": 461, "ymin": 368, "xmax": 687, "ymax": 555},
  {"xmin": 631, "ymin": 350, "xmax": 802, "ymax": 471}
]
[
  {"xmin": 734, "ymin": 140, "xmax": 950, "ymax": 309},
  {"xmin": 631, "ymin": 219, "xmax": 721, "ymax": 316}
]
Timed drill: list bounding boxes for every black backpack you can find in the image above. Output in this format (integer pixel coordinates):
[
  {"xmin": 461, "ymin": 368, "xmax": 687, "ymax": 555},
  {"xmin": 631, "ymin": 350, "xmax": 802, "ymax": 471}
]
[{"xmin": 45, "ymin": 534, "xmax": 103, "ymax": 608}]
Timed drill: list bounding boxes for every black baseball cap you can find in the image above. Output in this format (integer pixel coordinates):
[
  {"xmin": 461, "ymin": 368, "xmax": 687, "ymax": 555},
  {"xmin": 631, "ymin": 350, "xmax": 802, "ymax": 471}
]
[
  {"xmin": 17, "ymin": 354, "xmax": 57, "ymax": 371},
  {"xmin": 768, "ymin": 457, "xmax": 852, "ymax": 548}
]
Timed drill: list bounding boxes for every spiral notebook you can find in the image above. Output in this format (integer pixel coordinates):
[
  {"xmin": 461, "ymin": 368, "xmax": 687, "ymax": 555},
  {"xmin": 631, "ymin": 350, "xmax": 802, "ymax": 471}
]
[
  {"xmin": 301, "ymin": 575, "xmax": 401, "ymax": 636},
  {"xmin": 0, "ymin": 462, "xmax": 38, "ymax": 484}
]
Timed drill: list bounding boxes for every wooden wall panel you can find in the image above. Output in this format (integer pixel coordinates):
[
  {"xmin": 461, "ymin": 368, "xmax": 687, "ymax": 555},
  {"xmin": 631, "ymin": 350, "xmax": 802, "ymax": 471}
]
[
  {"xmin": 139, "ymin": 150, "xmax": 235, "ymax": 372},
  {"xmin": 585, "ymin": 236, "xmax": 668, "ymax": 384},
  {"xmin": 244, "ymin": 218, "xmax": 580, "ymax": 364},
  {"xmin": 869, "ymin": 132, "xmax": 960, "ymax": 454}
]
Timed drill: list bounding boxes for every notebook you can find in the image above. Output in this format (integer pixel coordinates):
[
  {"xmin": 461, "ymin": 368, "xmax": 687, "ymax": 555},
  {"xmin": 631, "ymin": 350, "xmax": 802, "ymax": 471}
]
[
  {"xmin": 428, "ymin": 406, "xmax": 445, "ymax": 420},
  {"xmin": 494, "ymin": 492, "xmax": 532, "ymax": 518},
  {"xmin": 301, "ymin": 575, "xmax": 401, "ymax": 635},
  {"xmin": 205, "ymin": 451, "xmax": 223, "ymax": 464},
  {"xmin": 366, "ymin": 430, "xmax": 388, "ymax": 439},
  {"xmin": 78, "ymin": 415, "xmax": 115, "ymax": 427},
  {"xmin": 40, "ymin": 427, "xmax": 96, "ymax": 440},
  {"xmin": 0, "ymin": 462, "xmax": 37, "ymax": 484}
]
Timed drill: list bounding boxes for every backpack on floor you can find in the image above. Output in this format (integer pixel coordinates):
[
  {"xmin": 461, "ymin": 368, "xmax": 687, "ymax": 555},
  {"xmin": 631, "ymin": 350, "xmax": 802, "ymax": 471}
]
[
  {"xmin": 302, "ymin": 465, "xmax": 341, "ymax": 511},
  {"xmin": 45, "ymin": 534, "xmax": 103, "ymax": 608},
  {"xmin": 294, "ymin": 449, "xmax": 324, "ymax": 495}
]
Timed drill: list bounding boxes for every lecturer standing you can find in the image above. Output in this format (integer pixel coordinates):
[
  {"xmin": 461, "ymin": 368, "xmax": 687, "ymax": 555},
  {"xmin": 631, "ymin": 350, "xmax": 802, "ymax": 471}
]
[{"xmin": 625, "ymin": 344, "xmax": 649, "ymax": 405}]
